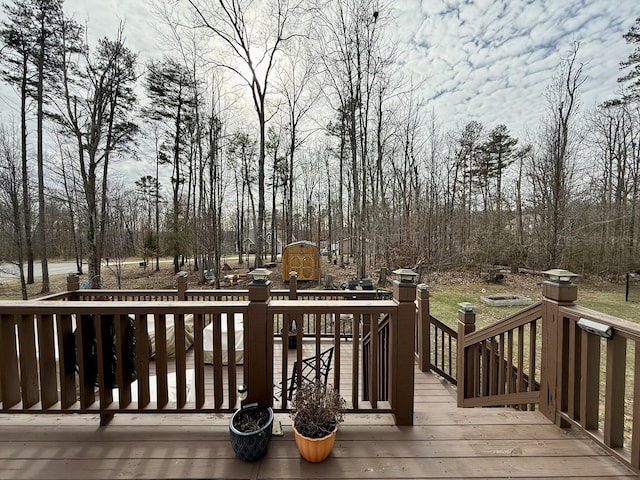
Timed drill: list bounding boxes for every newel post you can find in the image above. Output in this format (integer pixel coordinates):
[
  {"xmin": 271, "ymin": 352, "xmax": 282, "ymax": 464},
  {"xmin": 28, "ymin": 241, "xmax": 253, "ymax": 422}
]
[
  {"xmin": 416, "ymin": 284, "xmax": 430, "ymax": 372},
  {"xmin": 176, "ymin": 271, "xmax": 188, "ymax": 301},
  {"xmin": 67, "ymin": 274, "xmax": 80, "ymax": 300},
  {"xmin": 391, "ymin": 269, "xmax": 417, "ymax": 426},
  {"xmin": 67, "ymin": 274, "xmax": 80, "ymax": 291},
  {"xmin": 246, "ymin": 268, "xmax": 274, "ymax": 408},
  {"xmin": 457, "ymin": 303, "xmax": 476, "ymax": 407},
  {"xmin": 540, "ymin": 269, "xmax": 578, "ymax": 425},
  {"xmin": 288, "ymin": 271, "xmax": 298, "ymax": 300}
]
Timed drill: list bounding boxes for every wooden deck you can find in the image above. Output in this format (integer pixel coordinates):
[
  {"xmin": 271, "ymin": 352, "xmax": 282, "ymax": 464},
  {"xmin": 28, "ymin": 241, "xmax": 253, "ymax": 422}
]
[{"xmin": 0, "ymin": 366, "xmax": 636, "ymax": 480}]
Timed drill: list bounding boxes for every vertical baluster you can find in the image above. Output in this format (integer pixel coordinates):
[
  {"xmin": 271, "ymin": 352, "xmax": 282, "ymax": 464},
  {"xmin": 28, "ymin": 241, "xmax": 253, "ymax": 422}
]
[
  {"xmin": 57, "ymin": 313, "xmax": 76, "ymax": 409},
  {"xmin": 498, "ymin": 333, "xmax": 505, "ymax": 396},
  {"xmin": 193, "ymin": 313, "xmax": 205, "ymax": 409},
  {"xmin": 174, "ymin": 313, "xmax": 187, "ymax": 408},
  {"xmin": 567, "ymin": 318, "xmax": 581, "ymax": 420},
  {"xmin": 488, "ymin": 338, "xmax": 497, "ymax": 396},
  {"xmin": 368, "ymin": 311, "xmax": 378, "ymax": 408},
  {"xmin": 226, "ymin": 311, "xmax": 238, "ymax": 409},
  {"xmin": 507, "ymin": 330, "xmax": 514, "ymax": 399},
  {"xmin": 352, "ymin": 310, "xmax": 360, "ymax": 410},
  {"xmin": 631, "ymin": 343, "xmax": 640, "ymax": 468},
  {"xmin": 517, "ymin": 325, "xmax": 525, "ymax": 408},
  {"xmin": 528, "ymin": 321, "xmax": 537, "ymax": 411},
  {"xmin": 332, "ymin": 310, "xmax": 341, "ymax": 391},
  {"xmin": 0, "ymin": 314, "xmax": 21, "ymax": 409},
  {"xmin": 155, "ymin": 313, "xmax": 168, "ymax": 408},
  {"xmin": 38, "ymin": 313, "xmax": 57, "ymax": 409},
  {"xmin": 114, "ymin": 313, "xmax": 132, "ymax": 408},
  {"xmin": 76, "ymin": 314, "xmax": 95, "ymax": 409},
  {"xmin": 95, "ymin": 314, "xmax": 114, "ymax": 411},
  {"xmin": 134, "ymin": 314, "xmax": 150, "ymax": 408},
  {"xmin": 604, "ymin": 334, "xmax": 626, "ymax": 448},
  {"xmin": 440, "ymin": 328, "xmax": 446, "ymax": 373},
  {"xmin": 18, "ymin": 314, "xmax": 39, "ymax": 409}
]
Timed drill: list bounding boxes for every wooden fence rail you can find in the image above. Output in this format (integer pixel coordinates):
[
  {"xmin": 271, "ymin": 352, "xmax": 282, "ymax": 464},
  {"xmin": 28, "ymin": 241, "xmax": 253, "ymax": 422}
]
[{"xmin": 0, "ymin": 274, "xmax": 416, "ymax": 426}]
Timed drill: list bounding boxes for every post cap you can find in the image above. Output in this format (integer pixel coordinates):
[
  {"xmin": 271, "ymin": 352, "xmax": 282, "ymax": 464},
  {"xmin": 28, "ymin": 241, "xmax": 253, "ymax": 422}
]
[
  {"xmin": 249, "ymin": 268, "xmax": 272, "ymax": 284},
  {"xmin": 458, "ymin": 302, "xmax": 475, "ymax": 313},
  {"xmin": 393, "ymin": 268, "xmax": 418, "ymax": 284},
  {"xmin": 542, "ymin": 269, "xmax": 578, "ymax": 284}
]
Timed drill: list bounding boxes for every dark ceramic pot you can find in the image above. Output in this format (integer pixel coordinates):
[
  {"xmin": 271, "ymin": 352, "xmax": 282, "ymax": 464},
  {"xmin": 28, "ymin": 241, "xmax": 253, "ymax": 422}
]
[{"xmin": 229, "ymin": 403, "xmax": 274, "ymax": 462}]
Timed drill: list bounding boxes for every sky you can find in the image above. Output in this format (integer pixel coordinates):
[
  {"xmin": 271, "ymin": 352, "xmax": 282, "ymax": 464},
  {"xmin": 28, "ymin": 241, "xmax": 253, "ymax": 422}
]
[
  {"xmin": 393, "ymin": 0, "xmax": 637, "ymax": 138},
  {"xmin": 1, "ymin": 0, "xmax": 638, "ymax": 152}
]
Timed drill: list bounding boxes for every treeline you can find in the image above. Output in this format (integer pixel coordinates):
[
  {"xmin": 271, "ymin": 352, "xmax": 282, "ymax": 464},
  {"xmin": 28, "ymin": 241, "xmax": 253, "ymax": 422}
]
[{"xmin": 1, "ymin": 1, "xmax": 639, "ymax": 298}]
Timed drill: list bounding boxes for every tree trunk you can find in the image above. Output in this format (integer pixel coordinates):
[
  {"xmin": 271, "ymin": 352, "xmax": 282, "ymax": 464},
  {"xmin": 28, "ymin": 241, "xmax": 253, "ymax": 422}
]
[
  {"xmin": 19, "ymin": 54, "xmax": 34, "ymax": 285},
  {"xmin": 36, "ymin": 25, "xmax": 49, "ymax": 294}
]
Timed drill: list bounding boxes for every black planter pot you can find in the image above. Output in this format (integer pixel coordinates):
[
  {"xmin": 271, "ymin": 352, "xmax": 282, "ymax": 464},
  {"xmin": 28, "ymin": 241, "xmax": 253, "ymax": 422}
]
[
  {"xmin": 229, "ymin": 403, "xmax": 274, "ymax": 462},
  {"xmin": 288, "ymin": 331, "xmax": 298, "ymax": 349},
  {"xmin": 281, "ymin": 328, "xmax": 299, "ymax": 349}
]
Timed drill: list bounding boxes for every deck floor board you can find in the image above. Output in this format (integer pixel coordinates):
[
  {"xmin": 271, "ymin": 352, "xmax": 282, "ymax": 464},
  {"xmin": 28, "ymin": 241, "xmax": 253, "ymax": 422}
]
[{"xmin": 1, "ymin": 365, "xmax": 636, "ymax": 479}]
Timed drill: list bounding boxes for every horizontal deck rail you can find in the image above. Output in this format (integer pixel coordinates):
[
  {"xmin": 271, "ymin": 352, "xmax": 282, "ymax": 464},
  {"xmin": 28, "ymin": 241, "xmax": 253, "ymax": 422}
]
[{"xmin": 68, "ymin": 287, "xmax": 386, "ymax": 338}]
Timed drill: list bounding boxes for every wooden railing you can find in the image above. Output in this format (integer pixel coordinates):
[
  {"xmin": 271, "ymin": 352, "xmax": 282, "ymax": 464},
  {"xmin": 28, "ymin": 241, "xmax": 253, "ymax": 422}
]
[
  {"xmin": 270, "ymin": 302, "xmax": 396, "ymax": 412},
  {"xmin": 65, "ymin": 282, "xmax": 383, "ymax": 338},
  {"xmin": 10, "ymin": 266, "xmax": 637, "ymax": 468},
  {"xmin": 0, "ymin": 274, "xmax": 417, "ymax": 426},
  {"xmin": 363, "ymin": 314, "xmax": 391, "ymax": 402},
  {"xmin": 553, "ymin": 304, "xmax": 640, "ymax": 470},
  {"xmin": 430, "ymin": 316, "xmax": 458, "ymax": 384},
  {"xmin": 413, "ymin": 284, "xmax": 458, "ymax": 384},
  {"xmin": 457, "ymin": 302, "xmax": 543, "ymax": 409},
  {"xmin": 0, "ymin": 301, "xmax": 247, "ymax": 421},
  {"xmin": 457, "ymin": 276, "xmax": 640, "ymax": 471}
]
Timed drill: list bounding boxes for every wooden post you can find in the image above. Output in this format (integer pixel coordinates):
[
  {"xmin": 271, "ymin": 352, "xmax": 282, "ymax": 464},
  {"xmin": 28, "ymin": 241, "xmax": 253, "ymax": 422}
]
[
  {"xmin": 391, "ymin": 280, "xmax": 416, "ymax": 426},
  {"xmin": 176, "ymin": 272, "xmax": 188, "ymax": 301},
  {"xmin": 246, "ymin": 279, "xmax": 273, "ymax": 408},
  {"xmin": 416, "ymin": 284, "xmax": 430, "ymax": 372},
  {"xmin": 604, "ymin": 334, "xmax": 626, "ymax": 448},
  {"xmin": 288, "ymin": 271, "xmax": 298, "ymax": 300},
  {"xmin": 67, "ymin": 274, "xmax": 79, "ymax": 300},
  {"xmin": 67, "ymin": 274, "xmax": 80, "ymax": 292},
  {"xmin": 540, "ymin": 270, "xmax": 577, "ymax": 425},
  {"xmin": 457, "ymin": 305, "xmax": 476, "ymax": 407}
]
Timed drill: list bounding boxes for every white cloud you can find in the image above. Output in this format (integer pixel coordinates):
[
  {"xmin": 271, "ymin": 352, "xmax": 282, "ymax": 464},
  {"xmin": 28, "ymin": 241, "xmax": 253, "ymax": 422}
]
[
  {"xmin": 392, "ymin": 0, "xmax": 637, "ymax": 137},
  {"xmin": 1, "ymin": 0, "xmax": 637, "ymax": 151}
]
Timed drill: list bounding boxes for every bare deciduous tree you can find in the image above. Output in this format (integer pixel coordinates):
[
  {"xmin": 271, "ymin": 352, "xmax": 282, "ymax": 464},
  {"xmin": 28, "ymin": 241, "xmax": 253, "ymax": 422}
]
[
  {"xmin": 529, "ymin": 44, "xmax": 585, "ymax": 267},
  {"xmin": 185, "ymin": 0, "xmax": 301, "ymax": 268}
]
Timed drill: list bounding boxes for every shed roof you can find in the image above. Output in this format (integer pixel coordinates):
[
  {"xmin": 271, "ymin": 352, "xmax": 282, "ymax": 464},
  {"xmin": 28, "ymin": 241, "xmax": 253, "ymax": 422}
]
[{"xmin": 284, "ymin": 240, "xmax": 317, "ymax": 249}]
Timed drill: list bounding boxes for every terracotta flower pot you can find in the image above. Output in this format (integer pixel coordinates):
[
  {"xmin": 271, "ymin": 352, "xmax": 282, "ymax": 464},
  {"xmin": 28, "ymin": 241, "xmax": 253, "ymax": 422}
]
[{"xmin": 292, "ymin": 423, "xmax": 337, "ymax": 462}]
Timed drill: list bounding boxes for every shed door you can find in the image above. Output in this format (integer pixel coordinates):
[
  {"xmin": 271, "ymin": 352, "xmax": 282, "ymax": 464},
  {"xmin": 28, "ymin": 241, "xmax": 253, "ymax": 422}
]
[{"xmin": 289, "ymin": 253, "xmax": 316, "ymax": 280}]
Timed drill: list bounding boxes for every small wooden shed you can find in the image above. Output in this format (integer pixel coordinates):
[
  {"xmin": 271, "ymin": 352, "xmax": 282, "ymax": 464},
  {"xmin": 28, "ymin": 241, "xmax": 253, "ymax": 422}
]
[{"xmin": 282, "ymin": 241, "xmax": 320, "ymax": 281}]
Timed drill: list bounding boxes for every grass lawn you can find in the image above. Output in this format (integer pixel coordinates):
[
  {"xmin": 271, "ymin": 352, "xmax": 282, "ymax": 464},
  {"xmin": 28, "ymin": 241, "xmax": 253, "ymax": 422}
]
[{"xmin": 428, "ymin": 276, "xmax": 638, "ymax": 330}]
